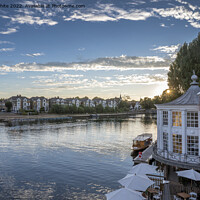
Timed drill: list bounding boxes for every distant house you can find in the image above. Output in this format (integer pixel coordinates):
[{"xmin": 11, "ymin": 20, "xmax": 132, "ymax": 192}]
[
  {"xmin": 9, "ymin": 95, "xmax": 30, "ymax": 112},
  {"xmin": 0, "ymin": 99, "xmax": 6, "ymax": 111},
  {"xmin": 49, "ymin": 97, "xmax": 64, "ymax": 108},
  {"xmin": 79, "ymin": 97, "xmax": 89, "ymax": 107},
  {"xmin": 106, "ymin": 97, "xmax": 121, "ymax": 108},
  {"xmin": 31, "ymin": 97, "xmax": 49, "ymax": 112},
  {"xmin": 134, "ymin": 101, "xmax": 141, "ymax": 110}
]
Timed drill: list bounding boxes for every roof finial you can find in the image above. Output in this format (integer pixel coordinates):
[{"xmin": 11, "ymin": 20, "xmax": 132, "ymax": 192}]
[{"xmin": 191, "ymin": 70, "xmax": 198, "ymax": 85}]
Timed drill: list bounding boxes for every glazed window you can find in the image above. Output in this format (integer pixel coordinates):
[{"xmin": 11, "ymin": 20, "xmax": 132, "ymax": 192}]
[
  {"xmin": 187, "ymin": 136, "xmax": 199, "ymax": 156},
  {"xmin": 163, "ymin": 132, "xmax": 168, "ymax": 151},
  {"xmin": 163, "ymin": 111, "xmax": 168, "ymax": 126},
  {"xmin": 173, "ymin": 134, "xmax": 182, "ymax": 153},
  {"xmin": 187, "ymin": 112, "xmax": 198, "ymax": 128},
  {"xmin": 172, "ymin": 111, "xmax": 182, "ymax": 126}
]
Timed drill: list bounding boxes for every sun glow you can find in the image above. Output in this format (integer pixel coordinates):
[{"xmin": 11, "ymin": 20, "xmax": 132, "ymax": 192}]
[{"xmin": 166, "ymin": 89, "xmax": 170, "ymax": 94}]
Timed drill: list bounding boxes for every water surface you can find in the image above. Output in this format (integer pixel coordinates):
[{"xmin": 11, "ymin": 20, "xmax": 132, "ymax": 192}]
[{"xmin": 0, "ymin": 115, "xmax": 157, "ymax": 199}]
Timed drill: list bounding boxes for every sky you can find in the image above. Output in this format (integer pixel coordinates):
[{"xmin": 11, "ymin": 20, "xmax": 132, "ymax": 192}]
[{"xmin": 0, "ymin": 0, "xmax": 200, "ymax": 100}]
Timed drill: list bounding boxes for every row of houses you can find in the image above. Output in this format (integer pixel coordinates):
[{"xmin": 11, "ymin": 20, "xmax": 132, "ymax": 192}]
[{"xmin": 0, "ymin": 95, "xmax": 122, "ymax": 113}]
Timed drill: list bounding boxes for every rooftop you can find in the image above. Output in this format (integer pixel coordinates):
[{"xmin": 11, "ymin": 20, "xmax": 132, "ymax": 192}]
[{"xmin": 162, "ymin": 71, "xmax": 200, "ymax": 106}]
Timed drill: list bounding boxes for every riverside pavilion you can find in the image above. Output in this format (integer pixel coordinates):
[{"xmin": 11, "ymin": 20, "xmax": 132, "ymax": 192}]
[{"xmin": 153, "ymin": 72, "xmax": 200, "ymax": 176}]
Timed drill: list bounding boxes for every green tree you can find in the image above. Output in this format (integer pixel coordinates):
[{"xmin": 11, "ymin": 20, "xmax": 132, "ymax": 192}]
[
  {"xmin": 168, "ymin": 33, "xmax": 200, "ymax": 93},
  {"xmin": 140, "ymin": 97, "xmax": 154, "ymax": 109},
  {"xmin": 5, "ymin": 101, "xmax": 12, "ymax": 112},
  {"xmin": 95, "ymin": 104, "xmax": 104, "ymax": 113}
]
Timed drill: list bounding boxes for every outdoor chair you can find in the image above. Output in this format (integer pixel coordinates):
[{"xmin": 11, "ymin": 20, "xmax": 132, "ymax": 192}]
[
  {"xmin": 173, "ymin": 195, "xmax": 181, "ymax": 200},
  {"xmin": 153, "ymin": 194, "xmax": 160, "ymax": 200},
  {"xmin": 189, "ymin": 192, "xmax": 197, "ymax": 200},
  {"xmin": 189, "ymin": 197, "xmax": 196, "ymax": 200},
  {"xmin": 154, "ymin": 185, "xmax": 160, "ymax": 190}
]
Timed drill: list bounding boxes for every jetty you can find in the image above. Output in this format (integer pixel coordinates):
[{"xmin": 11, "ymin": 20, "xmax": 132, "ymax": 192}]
[{"xmin": 134, "ymin": 144, "xmax": 153, "ymax": 164}]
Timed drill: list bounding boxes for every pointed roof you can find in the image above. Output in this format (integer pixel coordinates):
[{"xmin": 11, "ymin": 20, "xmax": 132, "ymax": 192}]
[{"xmin": 163, "ymin": 71, "xmax": 200, "ymax": 105}]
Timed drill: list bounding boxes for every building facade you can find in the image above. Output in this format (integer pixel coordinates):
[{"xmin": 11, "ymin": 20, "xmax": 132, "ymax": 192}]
[{"xmin": 153, "ymin": 72, "xmax": 200, "ymax": 171}]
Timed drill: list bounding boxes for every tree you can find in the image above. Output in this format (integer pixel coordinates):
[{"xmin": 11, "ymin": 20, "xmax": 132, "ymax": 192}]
[
  {"xmin": 5, "ymin": 101, "xmax": 12, "ymax": 112},
  {"xmin": 140, "ymin": 97, "xmax": 154, "ymax": 109},
  {"xmin": 168, "ymin": 33, "xmax": 200, "ymax": 93}
]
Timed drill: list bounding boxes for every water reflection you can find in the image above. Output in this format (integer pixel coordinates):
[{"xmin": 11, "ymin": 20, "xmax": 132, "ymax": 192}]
[{"xmin": 0, "ymin": 116, "xmax": 157, "ymax": 199}]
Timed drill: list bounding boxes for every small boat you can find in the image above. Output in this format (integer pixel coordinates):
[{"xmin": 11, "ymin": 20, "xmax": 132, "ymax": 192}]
[{"xmin": 131, "ymin": 133, "xmax": 152, "ymax": 151}]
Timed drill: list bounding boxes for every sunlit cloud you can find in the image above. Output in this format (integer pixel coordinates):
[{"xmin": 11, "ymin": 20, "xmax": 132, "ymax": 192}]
[
  {"xmin": 0, "ymin": 41, "xmax": 14, "ymax": 45},
  {"xmin": 25, "ymin": 52, "xmax": 45, "ymax": 57},
  {"xmin": 151, "ymin": 44, "xmax": 180, "ymax": 53},
  {"xmin": 0, "ymin": 48, "xmax": 15, "ymax": 52},
  {"xmin": 0, "ymin": 27, "xmax": 18, "ymax": 34},
  {"xmin": 153, "ymin": 6, "xmax": 200, "ymax": 28},
  {"xmin": 0, "ymin": 56, "xmax": 171, "ymax": 73},
  {"xmin": 2, "ymin": 15, "xmax": 58, "ymax": 26}
]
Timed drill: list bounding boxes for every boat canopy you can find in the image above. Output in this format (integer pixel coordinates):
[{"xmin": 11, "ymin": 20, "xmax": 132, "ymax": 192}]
[{"xmin": 133, "ymin": 133, "xmax": 152, "ymax": 141}]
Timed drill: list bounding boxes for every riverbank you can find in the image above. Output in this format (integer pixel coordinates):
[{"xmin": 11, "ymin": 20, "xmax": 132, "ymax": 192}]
[{"xmin": 0, "ymin": 109, "xmax": 156, "ymax": 123}]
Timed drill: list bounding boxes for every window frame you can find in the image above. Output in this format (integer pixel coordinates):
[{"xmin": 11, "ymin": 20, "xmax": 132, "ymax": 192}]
[
  {"xmin": 187, "ymin": 135, "xmax": 199, "ymax": 156},
  {"xmin": 172, "ymin": 111, "xmax": 182, "ymax": 127},
  {"xmin": 163, "ymin": 111, "xmax": 168, "ymax": 126},
  {"xmin": 187, "ymin": 111, "xmax": 198, "ymax": 128},
  {"xmin": 163, "ymin": 132, "xmax": 168, "ymax": 151},
  {"xmin": 173, "ymin": 134, "xmax": 182, "ymax": 154}
]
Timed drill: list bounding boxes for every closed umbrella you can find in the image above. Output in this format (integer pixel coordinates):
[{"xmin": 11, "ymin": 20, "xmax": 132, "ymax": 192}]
[
  {"xmin": 129, "ymin": 163, "xmax": 158, "ymax": 175},
  {"xmin": 105, "ymin": 188, "xmax": 145, "ymax": 200},
  {"xmin": 118, "ymin": 174, "xmax": 155, "ymax": 192}
]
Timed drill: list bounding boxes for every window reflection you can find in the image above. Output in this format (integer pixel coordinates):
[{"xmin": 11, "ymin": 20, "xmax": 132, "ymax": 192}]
[{"xmin": 172, "ymin": 112, "xmax": 182, "ymax": 127}]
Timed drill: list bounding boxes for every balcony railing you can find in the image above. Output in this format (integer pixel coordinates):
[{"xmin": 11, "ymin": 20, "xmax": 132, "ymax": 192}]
[{"xmin": 152, "ymin": 144, "xmax": 200, "ymax": 170}]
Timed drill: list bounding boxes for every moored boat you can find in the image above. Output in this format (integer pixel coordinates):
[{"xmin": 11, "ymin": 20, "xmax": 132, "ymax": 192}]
[{"xmin": 131, "ymin": 133, "xmax": 152, "ymax": 151}]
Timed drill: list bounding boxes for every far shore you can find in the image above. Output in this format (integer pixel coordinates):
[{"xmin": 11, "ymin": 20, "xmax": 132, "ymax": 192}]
[{"xmin": 0, "ymin": 110, "xmax": 156, "ymax": 123}]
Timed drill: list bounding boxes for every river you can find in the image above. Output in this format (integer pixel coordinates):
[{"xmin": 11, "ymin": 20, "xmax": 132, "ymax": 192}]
[{"xmin": 0, "ymin": 114, "xmax": 157, "ymax": 199}]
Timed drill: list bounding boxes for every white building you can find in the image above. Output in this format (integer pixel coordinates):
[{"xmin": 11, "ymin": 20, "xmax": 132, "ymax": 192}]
[{"xmin": 153, "ymin": 72, "xmax": 200, "ymax": 171}]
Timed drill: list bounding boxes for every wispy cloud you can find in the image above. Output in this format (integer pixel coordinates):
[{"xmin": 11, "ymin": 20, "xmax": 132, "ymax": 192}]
[
  {"xmin": 0, "ymin": 41, "xmax": 14, "ymax": 45},
  {"xmin": 25, "ymin": 53, "xmax": 45, "ymax": 57},
  {"xmin": 0, "ymin": 56, "xmax": 171, "ymax": 73},
  {"xmin": 78, "ymin": 48, "xmax": 85, "ymax": 51},
  {"xmin": 30, "ymin": 72, "xmax": 167, "ymax": 92},
  {"xmin": 2, "ymin": 15, "xmax": 58, "ymax": 26},
  {"xmin": 153, "ymin": 6, "xmax": 200, "ymax": 28},
  {"xmin": 0, "ymin": 48, "xmax": 15, "ymax": 52},
  {"xmin": 151, "ymin": 44, "xmax": 180, "ymax": 53},
  {"xmin": 0, "ymin": 27, "xmax": 18, "ymax": 34},
  {"xmin": 63, "ymin": 3, "xmax": 153, "ymax": 22},
  {"xmin": 176, "ymin": 0, "xmax": 197, "ymax": 11}
]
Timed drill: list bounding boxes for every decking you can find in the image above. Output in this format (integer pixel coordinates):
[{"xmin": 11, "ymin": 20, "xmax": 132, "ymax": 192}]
[{"xmin": 134, "ymin": 144, "xmax": 153, "ymax": 164}]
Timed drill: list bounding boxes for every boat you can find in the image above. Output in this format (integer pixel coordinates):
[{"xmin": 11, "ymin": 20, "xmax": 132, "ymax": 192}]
[{"xmin": 131, "ymin": 133, "xmax": 152, "ymax": 151}]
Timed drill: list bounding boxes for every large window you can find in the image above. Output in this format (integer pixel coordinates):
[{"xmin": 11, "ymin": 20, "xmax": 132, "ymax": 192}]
[
  {"xmin": 187, "ymin": 136, "xmax": 199, "ymax": 156},
  {"xmin": 172, "ymin": 112, "xmax": 182, "ymax": 126},
  {"xmin": 163, "ymin": 111, "xmax": 168, "ymax": 126},
  {"xmin": 163, "ymin": 132, "xmax": 168, "ymax": 151},
  {"xmin": 173, "ymin": 134, "xmax": 182, "ymax": 153},
  {"xmin": 187, "ymin": 112, "xmax": 198, "ymax": 128}
]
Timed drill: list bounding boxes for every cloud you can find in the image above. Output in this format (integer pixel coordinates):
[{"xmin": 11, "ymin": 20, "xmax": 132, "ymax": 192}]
[
  {"xmin": 176, "ymin": 0, "xmax": 197, "ymax": 11},
  {"xmin": 25, "ymin": 53, "xmax": 45, "ymax": 57},
  {"xmin": 160, "ymin": 23, "xmax": 167, "ymax": 27},
  {"xmin": 0, "ymin": 48, "xmax": 15, "ymax": 52},
  {"xmin": 2, "ymin": 15, "xmax": 58, "ymax": 26},
  {"xmin": 63, "ymin": 3, "xmax": 153, "ymax": 22},
  {"xmin": 0, "ymin": 27, "xmax": 18, "ymax": 34},
  {"xmin": 151, "ymin": 44, "xmax": 180, "ymax": 53},
  {"xmin": 78, "ymin": 48, "xmax": 85, "ymax": 51},
  {"xmin": 153, "ymin": 6, "xmax": 200, "ymax": 28},
  {"xmin": 0, "ymin": 41, "xmax": 14, "ymax": 45},
  {"xmin": 0, "ymin": 56, "xmax": 171, "ymax": 73},
  {"xmin": 30, "ymin": 72, "xmax": 167, "ymax": 91}
]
